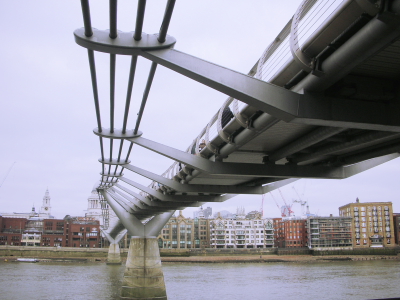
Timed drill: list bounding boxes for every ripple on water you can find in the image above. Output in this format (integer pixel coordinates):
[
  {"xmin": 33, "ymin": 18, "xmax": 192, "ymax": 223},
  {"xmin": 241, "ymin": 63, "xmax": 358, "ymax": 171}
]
[{"xmin": 0, "ymin": 260, "xmax": 399, "ymax": 300}]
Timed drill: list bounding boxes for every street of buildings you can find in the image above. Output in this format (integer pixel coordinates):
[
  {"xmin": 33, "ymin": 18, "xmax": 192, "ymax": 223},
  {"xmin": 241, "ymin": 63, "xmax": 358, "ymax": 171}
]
[{"xmin": 1, "ymin": 189, "xmax": 399, "ymax": 251}]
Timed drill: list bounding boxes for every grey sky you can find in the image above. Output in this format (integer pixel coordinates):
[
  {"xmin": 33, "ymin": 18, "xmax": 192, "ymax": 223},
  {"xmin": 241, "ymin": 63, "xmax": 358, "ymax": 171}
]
[{"xmin": 0, "ymin": 0, "xmax": 398, "ymax": 219}]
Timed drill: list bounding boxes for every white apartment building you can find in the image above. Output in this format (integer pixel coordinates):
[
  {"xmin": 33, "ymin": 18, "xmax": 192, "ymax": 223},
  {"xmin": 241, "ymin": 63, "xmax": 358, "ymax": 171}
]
[{"xmin": 209, "ymin": 215, "xmax": 274, "ymax": 248}]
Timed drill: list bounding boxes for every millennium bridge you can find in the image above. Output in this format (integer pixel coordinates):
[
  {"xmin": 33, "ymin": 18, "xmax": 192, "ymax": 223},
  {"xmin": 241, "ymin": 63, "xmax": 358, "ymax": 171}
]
[{"xmin": 74, "ymin": 0, "xmax": 400, "ymax": 298}]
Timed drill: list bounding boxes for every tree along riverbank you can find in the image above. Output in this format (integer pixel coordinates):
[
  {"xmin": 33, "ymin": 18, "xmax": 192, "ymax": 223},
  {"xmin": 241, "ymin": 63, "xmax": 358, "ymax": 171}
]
[{"xmin": 0, "ymin": 245, "xmax": 399, "ymax": 263}]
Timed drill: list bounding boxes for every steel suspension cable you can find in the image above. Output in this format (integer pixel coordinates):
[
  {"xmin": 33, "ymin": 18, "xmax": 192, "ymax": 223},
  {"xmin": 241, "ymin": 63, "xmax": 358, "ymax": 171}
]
[
  {"xmin": 110, "ymin": 54, "xmax": 116, "ymax": 132},
  {"xmin": 158, "ymin": 0, "xmax": 176, "ymax": 43},
  {"xmin": 87, "ymin": 50, "xmax": 102, "ymax": 131},
  {"xmin": 134, "ymin": 62, "xmax": 157, "ymax": 135},
  {"xmin": 109, "ymin": 0, "xmax": 118, "ymax": 39},
  {"xmin": 80, "ymin": 0, "xmax": 93, "ymax": 37},
  {"xmin": 134, "ymin": 0, "xmax": 147, "ymax": 41},
  {"xmin": 125, "ymin": 142, "xmax": 134, "ymax": 162},
  {"xmin": 122, "ymin": 56, "xmax": 138, "ymax": 133},
  {"xmin": 117, "ymin": 140, "xmax": 124, "ymax": 161}
]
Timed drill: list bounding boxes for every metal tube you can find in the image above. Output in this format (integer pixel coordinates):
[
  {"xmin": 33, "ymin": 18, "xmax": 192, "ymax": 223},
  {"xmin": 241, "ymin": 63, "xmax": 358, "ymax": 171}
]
[
  {"xmin": 292, "ymin": 1, "xmax": 400, "ymax": 93},
  {"xmin": 117, "ymin": 139, "xmax": 124, "ymax": 161},
  {"xmin": 113, "ymin": 165, "xmax": 119, "ymax": 175},
  {"xmin": 110, "ymin": 54, "xmax": 116, "ymax": 132},
  {"xmin": 99, "ymin": 137, "xmax": 105, "ymax": 161},
  {"xmin": 134, "ymin": 0, "xmax": 146, "ymax": 41},
  {"xmin": 341, "ymin": 142, "xmax": 400, "ymax": 166},
  {"xmin": 158, "ymin": 0, "xmax": 176, "ymax": 43},
  {"xmin": 109, "ymin": 0, "xmax": 118, "ymax": 39},
  {"xmin": 87, "ymin": 50, "xmax": 102, "ymax": 131},
  {"xmin": 126, "ymin": 142, "xmax": 134, "ymax": 162},
  {"xmin": 185, "ymin": 113, "xmax": 279, "ymax": 181},
  {"xmin": 134, "ymin": 62, "xmax": 157, "ymax": 134},
  {"xmin": 110, "ymin": 139, "xmax": 113, "ymax": 162},
  {"xmin": 80, "ymin": 0, "xmax": 93, "ymax": 37},
  {"xmin": 122, "ymin": 56, "xmax": 138, "ymax": 133}
]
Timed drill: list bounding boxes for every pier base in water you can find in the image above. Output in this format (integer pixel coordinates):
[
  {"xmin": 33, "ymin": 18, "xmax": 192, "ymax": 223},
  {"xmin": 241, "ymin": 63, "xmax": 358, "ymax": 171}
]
[
  {"xmin": 106, "ymin": 243, "xmax": 122, "ymax": 265},
  {"xmin": 120, "ymin": 237, "xmax": 167, "ymax": 300}
]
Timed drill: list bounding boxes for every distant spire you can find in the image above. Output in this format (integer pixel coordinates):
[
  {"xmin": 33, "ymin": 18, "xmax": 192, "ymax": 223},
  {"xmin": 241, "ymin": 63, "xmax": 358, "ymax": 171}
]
[{"xmin": 41, "ymin": 188, "xmax": 51, "ymax": 214}]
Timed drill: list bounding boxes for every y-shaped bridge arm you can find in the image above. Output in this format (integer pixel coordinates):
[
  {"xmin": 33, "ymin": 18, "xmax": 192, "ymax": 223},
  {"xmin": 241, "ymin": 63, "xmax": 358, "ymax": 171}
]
[
  {"xmin": 100, "ymin": 189, "xmax": 174, "ymax": 237},
  {"xmin": 102, "ymin": 228, "xmax": 127, "ymax": 245}
]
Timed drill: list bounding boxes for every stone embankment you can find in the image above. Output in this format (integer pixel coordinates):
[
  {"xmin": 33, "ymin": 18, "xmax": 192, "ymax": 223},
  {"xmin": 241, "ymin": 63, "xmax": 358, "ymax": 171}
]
[
  {"xmin": 161, "ymin": 254, "xmax": 399, "ymax": 263},
  {"xmin": 0, "ymin": 246, "xmax": 399, "ymax": 263}
]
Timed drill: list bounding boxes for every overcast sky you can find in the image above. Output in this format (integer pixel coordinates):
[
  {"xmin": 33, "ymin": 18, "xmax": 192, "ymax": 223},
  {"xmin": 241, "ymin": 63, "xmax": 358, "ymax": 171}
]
[{"xmin": 0, "ymin": 0, "xmax": 399, "ymax": 220}]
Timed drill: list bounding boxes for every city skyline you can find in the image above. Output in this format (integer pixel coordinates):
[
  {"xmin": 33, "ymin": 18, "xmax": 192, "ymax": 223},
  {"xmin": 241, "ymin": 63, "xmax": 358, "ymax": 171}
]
[{"xmin": 0, "ymin": 0, "xmax": 399, "ymax": 220}]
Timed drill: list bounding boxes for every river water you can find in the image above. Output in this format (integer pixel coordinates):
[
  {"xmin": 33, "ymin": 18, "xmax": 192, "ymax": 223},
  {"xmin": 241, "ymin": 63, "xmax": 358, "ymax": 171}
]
[{"xmin": 0, "ymin": 260, "xmax": 399, "ymax": 300}]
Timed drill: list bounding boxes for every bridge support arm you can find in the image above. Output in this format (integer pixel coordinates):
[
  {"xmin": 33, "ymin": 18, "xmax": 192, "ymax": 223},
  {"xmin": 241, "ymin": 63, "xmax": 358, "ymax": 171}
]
[
  {"xmin": 140, "ymin": 48, "xmax": 400, "ymax": 132},
  {"xmin": 128, "ymin": 136, "xmax": 396, "ymax": 180},
  {"xmin": 102, "ymin": 228, "xmax": 128, "ymax": 265},
  {"xmin": 100, "ymin": 189, "xmax": 174, "ymax": 299}
]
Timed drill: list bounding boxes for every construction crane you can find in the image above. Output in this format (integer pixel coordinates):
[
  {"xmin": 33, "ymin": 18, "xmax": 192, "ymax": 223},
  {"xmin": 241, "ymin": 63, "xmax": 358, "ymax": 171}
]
[
  {"xmin": 278, "ymin": 188, "xmax": 294, "ymax": 217},
  {"xmin": 0, "ymin": 162, "xmax": 16, "ymax": 188},
  {"xmin": 292, "ymin": 186, "xmax": 309, "ymax": 216},
  {"xmin": 260, "ymin": 194, "xmax": 265, "ymax": 217},
  {"xmin": 268, "ymin": 192, "xmax": 284, "ymax": 217}
]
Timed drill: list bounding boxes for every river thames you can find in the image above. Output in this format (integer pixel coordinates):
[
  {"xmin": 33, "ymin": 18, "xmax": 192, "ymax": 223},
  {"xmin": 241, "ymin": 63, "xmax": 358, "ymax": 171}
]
[{"xmin": 0, "ymin": 260, "xmax": 399, "ymax": 299}]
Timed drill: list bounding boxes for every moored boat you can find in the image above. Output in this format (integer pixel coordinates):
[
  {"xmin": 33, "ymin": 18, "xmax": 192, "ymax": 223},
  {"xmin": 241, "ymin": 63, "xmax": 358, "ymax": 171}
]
[{"xmin": 16, "ymin": 258, "xmax": 39, "ymax": 263}]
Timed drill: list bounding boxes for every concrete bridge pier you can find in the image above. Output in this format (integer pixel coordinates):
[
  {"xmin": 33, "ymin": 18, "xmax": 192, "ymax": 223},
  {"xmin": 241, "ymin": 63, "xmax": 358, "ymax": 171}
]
[
  {"xmin": 121, "ymin": 236, "xmax": 166, "ymax": 299},
  {"xmin": 102, "ymin": 223, "xmax": 127, "ymax": 265},
  {"xmin": 107, "ymin": 243, "xmax": 122, "ymax": 264},
  {"xmin": 100, "ymin": 190, "xmax": 173, "ymax": 300}
]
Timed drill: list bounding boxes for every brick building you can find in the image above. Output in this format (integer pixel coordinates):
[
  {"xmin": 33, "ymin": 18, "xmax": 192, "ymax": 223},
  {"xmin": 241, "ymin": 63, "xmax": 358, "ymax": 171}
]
[
  {"xmin": 0, "ymin": 216, "xmax": 27, "ymax": 246},
  {"xmin": 339, "ymin": 199, "xmax": 395, "ymax": 248},
  {"xmin": 64, "ymin": 216, "xmax": 100, "ymax": 248},
  {"xmin": 274, "ymin": 218, "xmax": 308, "ymax": 248},
  {"xmin": 0, "ymin": 215, "xmax": 100, "ymax": 248},
  {"xmin": 41, "ymin": 219, "xmax": 65, "ymax": 247}
]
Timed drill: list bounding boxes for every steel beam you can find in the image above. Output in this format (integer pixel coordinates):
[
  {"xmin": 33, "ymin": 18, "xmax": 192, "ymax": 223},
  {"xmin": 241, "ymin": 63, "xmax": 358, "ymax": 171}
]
[
  {"xmin": 292, "ymin": 132, "xmax": 400, "ymax": 164},
  {"xmin": 140, "ymin": 48, "xmax": 400, "ymax": 132},
  {"xmin": 112, "ymin": 185, "xmax": 205, "ymax": 208},
  {"xmin": 140, "ymin": 48, "xmax": 299, "ymax": 122},
  {"xmin": 267, "ymin": 127, "xmax": 346, "ymax": 162},
  {"xmin": 123, "ymin": 163, "xmax": 269, "ymax": 194},
  {"xmin": 118, "ymin": 177, "xmax": 227, "ymax": 202},
  {"xmin": 126, "ymin": 136, "xmax": 388, "ymax": 179},
  {"xmin": 343, "ymin": 153, "xmax": 400, "ymax": 177}
]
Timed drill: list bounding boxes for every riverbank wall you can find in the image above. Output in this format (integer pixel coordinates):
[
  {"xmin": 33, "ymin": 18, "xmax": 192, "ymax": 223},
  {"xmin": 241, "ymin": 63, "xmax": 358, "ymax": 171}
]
[{"xmin": 0, "ymin": 246, "xmax": 398, "ymax": 261}]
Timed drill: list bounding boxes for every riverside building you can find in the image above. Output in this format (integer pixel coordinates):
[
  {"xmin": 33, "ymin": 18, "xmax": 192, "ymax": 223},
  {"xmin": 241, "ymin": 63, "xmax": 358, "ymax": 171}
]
[
  {"xmin": 339, "ymin": 199, "xmax": 395, "ymax": 248},
  {"xmin": 307, "ymin": 216, "xmax": 353, "ymax": 250},
  {"xmin": 209, "ymin": 213, "xmax": 274, "ymax": 249},
  {"xmin": 274, "ymin": 217, "xmax": 308, "ymax": 248},
  {"xmin": 393, "ymin": 213, "xmax": 400, "ymax": 245},
  {"xmin": 158, "ymin": 211, "xmax": 210, "ymax": 249}
]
